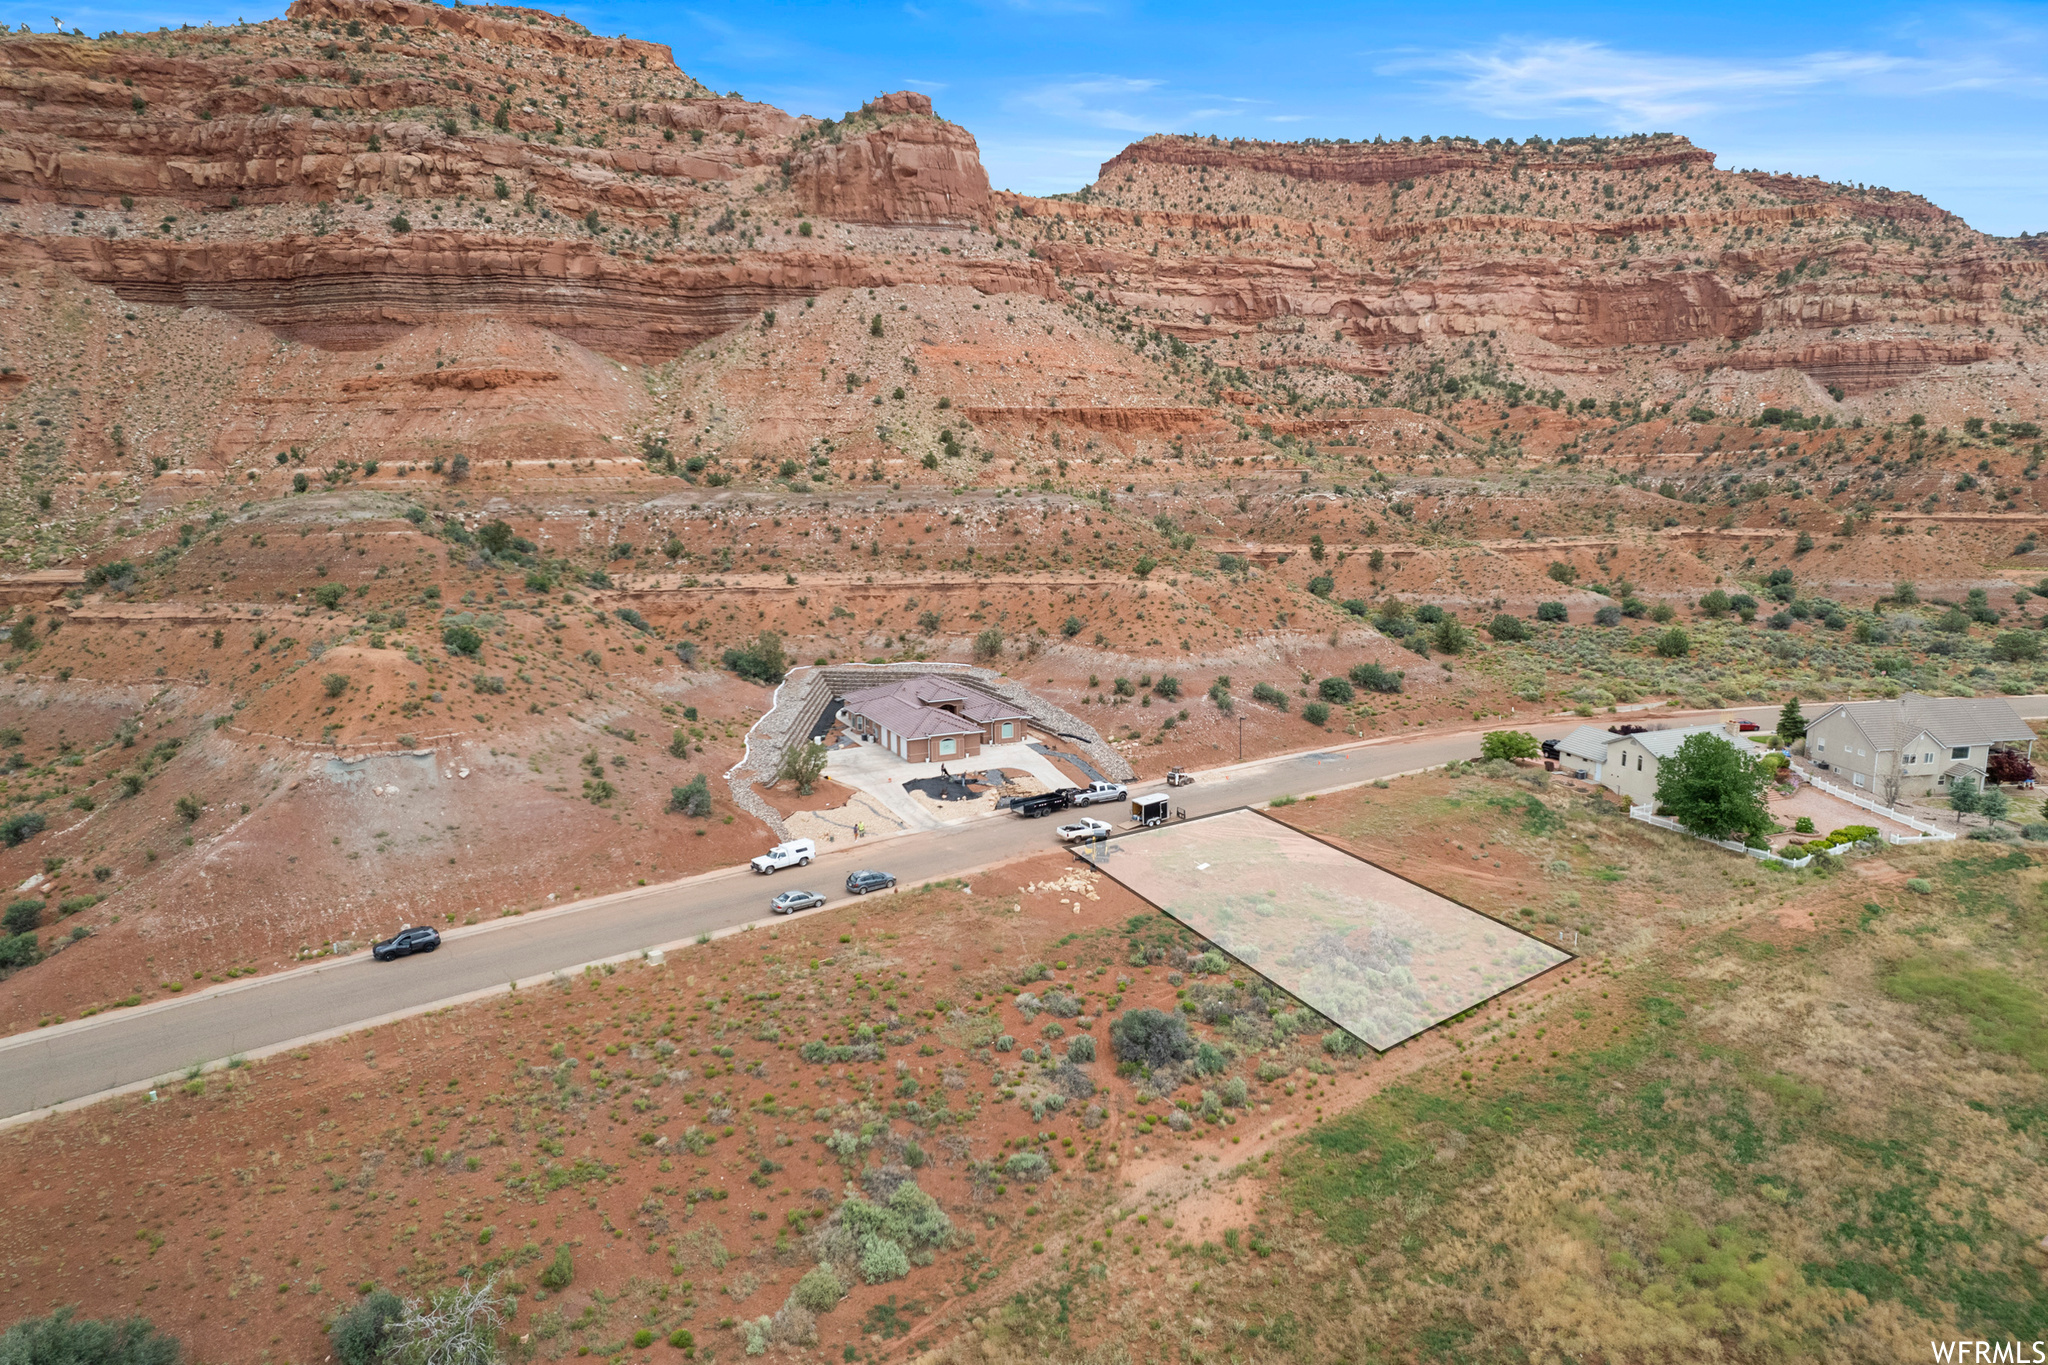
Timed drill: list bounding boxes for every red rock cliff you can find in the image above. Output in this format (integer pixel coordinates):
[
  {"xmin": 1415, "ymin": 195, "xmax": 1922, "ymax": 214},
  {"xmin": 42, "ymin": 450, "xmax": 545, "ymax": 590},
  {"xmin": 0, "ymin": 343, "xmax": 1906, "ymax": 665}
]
[{"xmin": 791, "ymin": 92, "xmax": 991, "ymax": 227}]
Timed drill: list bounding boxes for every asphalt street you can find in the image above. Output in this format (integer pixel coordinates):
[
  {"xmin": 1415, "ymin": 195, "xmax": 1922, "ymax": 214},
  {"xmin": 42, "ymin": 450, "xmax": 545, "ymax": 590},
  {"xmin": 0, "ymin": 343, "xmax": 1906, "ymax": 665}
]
[{"xmin": 4, "ymin": 698, "xmax": 2038, "ymax": 1124}]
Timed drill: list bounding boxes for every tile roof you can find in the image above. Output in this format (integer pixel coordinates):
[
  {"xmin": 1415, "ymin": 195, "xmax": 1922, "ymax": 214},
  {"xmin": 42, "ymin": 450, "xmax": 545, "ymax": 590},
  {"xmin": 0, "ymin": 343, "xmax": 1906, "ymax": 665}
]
[
  {"xmin": 842, "ymin": 675, "xmax": 1033, "ymax": 742},
  {"xmin": 1812, "ymin": 693, "xmax": 2034, "ymax": 751}
]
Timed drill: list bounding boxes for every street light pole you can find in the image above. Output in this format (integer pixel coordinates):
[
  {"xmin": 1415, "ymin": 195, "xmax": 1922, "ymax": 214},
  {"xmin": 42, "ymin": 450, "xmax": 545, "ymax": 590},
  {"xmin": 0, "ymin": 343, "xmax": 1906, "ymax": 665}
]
[{"xmin": 1238, "ymin": 714, "xmax": 1244, "ymax": 762}]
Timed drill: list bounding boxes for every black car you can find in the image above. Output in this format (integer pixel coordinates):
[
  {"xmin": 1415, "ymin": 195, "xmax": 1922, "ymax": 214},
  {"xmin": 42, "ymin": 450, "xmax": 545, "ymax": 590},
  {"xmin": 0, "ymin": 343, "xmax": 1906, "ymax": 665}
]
[
  {"xmin": 845, "ymin": 869, "xmax": 897, "ymax": 895},
  {"xmin": 372, "ymin": 926, "xmax": 441, "ymax": 961}
]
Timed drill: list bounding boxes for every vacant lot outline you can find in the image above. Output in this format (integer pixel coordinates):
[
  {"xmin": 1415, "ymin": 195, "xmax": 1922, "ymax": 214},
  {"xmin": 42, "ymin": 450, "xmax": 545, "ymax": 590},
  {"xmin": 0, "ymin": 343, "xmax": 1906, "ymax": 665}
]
[{"xmin": 1087, "ymin": 807, "xmax": 1570, "ymax": 1050}]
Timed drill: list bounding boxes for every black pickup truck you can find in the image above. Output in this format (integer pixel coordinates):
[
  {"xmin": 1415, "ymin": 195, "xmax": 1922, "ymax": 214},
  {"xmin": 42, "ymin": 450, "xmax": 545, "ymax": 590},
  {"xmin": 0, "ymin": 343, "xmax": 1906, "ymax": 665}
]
[{"xmin": 1011, "ymin": 787, "xmax": 1080, "ymax": 819}]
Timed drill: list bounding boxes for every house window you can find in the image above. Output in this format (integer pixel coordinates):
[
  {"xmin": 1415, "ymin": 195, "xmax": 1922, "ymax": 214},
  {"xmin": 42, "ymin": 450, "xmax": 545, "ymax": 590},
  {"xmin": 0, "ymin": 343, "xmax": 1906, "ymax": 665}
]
[
  {"xmin": 1816, "ymin": 738, "xmax": 1825, "ymax": 752},
  {"xmin": 1952, "ymin": 746, "xmax": 1969, "ymax": 760},
  {"xmin": 939, "ymin": 738, "xmax": 956, "ymax": 757},
  {"xmin": 1000, "ymin": 722, "xmax": 1014, "ymax": 740},
  {"xmin": 1853, "ymin": 771, "xmax": 1866, "ymax": 789}
]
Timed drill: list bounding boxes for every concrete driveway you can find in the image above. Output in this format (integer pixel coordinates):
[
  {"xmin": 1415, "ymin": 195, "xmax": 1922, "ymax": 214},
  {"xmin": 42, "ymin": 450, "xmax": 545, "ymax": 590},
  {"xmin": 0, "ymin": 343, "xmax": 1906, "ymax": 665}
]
[{"xmin": 825, "ymin": 737, "xmax": 1074, "ymax": 829}]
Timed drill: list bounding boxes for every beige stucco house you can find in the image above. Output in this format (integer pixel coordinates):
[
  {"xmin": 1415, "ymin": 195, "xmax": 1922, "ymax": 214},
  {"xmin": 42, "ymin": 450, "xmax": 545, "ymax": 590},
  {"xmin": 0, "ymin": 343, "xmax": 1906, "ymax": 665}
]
[
  {"xmin": 1803, "ymin": 694, "xmax": 2034, "ymax": 798},
  {"xmin": 1553, "ymin": 722, "xmax": 1757, "ymax": 807}
]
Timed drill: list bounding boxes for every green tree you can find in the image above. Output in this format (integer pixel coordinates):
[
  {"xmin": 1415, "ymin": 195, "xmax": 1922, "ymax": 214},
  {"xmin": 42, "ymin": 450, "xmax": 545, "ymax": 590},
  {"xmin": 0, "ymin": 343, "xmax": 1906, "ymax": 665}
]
[
  {"xmin": 1654, "ymin": 626, "xmax": 1691, "ymax": 657},
  {"xmin": 1699, "ymin": 588, "xmax": 1731, "ymax": 618},
  {"xmin": 1978, "ymin": 787, "xmax": 2011, "ymax": 825},
  {"xmin": 776, "ymin": 740, "xmax": 828, "ymax": 795},
  {"xmin": 1991, "ymin": 630, "xmax": 2040, "ymax": 662},
  {"xmin": 1485, "ymin": 612, "xmax": 1530, "ymax": 642},
  {"xmin": 1480, "ymin": 731, "xmax": 1540, "ymax": 761},
  {"xmin": 1655, "ymin": 733, "xmax": 1771, "ymax": 841},
  {"xmin": 476, "ymin": 520, "xmax": 516, "ymax": 556},
  {"xmin": 1061, "ymin": 615, "xmax": 1084, "ymax": 637},
  {"xmin": 971, "ymin": 627, "xmax": 1003, "ymax": 663},
  {"xmin": 1318, "ymin": 676, "xmax": 1354, "ymax": 703},
  {"xmin": 1947, "ymin": 778, "xmax": 1981, "ymax": 825},
  {"xmin": 1431, "ymin": 618, "xmax": 1471, "ymax": 655},
  {"xmin": 312, "ymin": 582, "xmax": 346, "ymax": 610},
  {"xmin": 1301, "ymin": 701, "xmax": 1330, "ymax": 726},
  {"xmin": 1776, "ymin": 696, "xmax": 1807, "ymax": 742}
]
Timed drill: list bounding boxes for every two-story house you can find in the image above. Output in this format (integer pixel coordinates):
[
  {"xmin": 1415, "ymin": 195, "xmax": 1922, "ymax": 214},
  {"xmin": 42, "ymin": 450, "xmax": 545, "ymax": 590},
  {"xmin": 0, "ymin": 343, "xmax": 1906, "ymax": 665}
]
[{"xmin": 1803, "ymin": 694, "xmax": 2034, "ymax": 798}]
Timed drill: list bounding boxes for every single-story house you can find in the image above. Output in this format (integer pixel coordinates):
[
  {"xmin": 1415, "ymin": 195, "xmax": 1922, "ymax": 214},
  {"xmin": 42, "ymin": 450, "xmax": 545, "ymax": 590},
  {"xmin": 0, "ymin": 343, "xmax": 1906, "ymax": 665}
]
[
  {"xmin": 1599, "ymin": 722, "xmax": 1752, "ymax": 808},
  {"xmin": 1554, "ymin": 724, "xmax": 1626, "ymax": 781},
  {"xmin": 840, "ymin": 674, "xmax": 1036, "ymax": 764},
  {"xmin": 1804, "ymin": 693, "xmax": 2034, "ymax": 798}
]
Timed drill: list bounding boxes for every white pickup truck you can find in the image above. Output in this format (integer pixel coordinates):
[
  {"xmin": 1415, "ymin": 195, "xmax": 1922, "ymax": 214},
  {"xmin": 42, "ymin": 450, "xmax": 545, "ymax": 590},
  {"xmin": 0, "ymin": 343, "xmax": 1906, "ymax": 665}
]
[
  {"xmin": 749, "ymin": 839, "xmax": 816, "ymax": 874},
  {"xmin": 1068, "ymin": 781, "xmax": 1129, "ymax": 807}
]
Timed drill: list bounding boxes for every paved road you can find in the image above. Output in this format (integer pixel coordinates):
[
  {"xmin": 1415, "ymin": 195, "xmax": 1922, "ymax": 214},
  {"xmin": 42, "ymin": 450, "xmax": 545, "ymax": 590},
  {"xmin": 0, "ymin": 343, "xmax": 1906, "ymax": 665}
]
[{"xmin": 4, "ymin": 698, "xmax": 2040, "ymax": 1123}]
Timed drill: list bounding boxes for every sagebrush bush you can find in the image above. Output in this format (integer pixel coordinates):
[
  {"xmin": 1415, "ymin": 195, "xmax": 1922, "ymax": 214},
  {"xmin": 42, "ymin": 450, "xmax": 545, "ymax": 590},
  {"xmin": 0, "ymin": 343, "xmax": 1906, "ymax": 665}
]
[
  {"xmin": 792, "ymin": 1264, "xmax": 843, "ymax": 1312},
  {"xmin": 1110, "ymin": 1008, "xmax": 1194, "ymax": 1069},
  {"xmin": 1066, "ymin": 1034, "xmax": 1096, "ymax": 1063},
  {"xmin": 538, "ymin": 1244, "xmax": 573, "ymax": 1290}
]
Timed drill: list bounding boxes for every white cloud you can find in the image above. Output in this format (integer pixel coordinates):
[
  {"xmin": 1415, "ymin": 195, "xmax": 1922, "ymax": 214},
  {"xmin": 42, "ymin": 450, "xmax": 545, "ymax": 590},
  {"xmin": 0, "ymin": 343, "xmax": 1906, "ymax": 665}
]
[
  {"xmin": 1011, "ymin": 76, "xmax": 1166, "ymax": 132},
  {"xmin": 1401, "ymin": 39, "xmax": 1917, "ymax": 126}
]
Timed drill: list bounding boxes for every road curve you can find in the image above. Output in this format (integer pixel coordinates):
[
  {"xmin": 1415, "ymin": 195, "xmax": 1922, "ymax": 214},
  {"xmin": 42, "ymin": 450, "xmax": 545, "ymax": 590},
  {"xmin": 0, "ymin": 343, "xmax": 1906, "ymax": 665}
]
[{"xmin": 4, "ymin": 698, "xmax": 2040, "ymax": 1124}]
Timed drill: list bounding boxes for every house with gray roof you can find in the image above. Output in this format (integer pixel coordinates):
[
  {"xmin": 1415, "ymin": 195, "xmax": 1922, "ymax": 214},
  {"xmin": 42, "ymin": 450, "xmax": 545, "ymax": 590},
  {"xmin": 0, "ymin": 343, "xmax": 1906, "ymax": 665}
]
[
  {"xmin": 1554, "ymin": 725, "xmax": 1627, "ymax": 780},
  {"xmin": 1599, "ymin": 723, "xmax": 1755, "ymax": 808},
  {"xmin": 840, "ymin": 674, "xmax": 1036, "ymax": 764},
  {"xmin": 1804, "ymin": 694, "xmax": 2034, "ymax": 800}
]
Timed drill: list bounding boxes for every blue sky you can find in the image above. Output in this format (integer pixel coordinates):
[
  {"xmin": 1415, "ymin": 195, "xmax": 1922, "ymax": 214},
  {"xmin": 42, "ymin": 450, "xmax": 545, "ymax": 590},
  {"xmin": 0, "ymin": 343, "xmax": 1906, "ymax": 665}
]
[{"xmin": 16, "ymin": 0, "xmax": 2048, "ymax": 233}]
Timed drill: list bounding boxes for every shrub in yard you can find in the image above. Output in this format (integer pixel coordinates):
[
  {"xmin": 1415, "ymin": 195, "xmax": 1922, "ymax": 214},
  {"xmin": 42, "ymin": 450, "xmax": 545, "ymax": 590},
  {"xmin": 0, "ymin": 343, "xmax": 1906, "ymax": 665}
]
[
  {"xmin": 1793, "ymin": 816, "xmax": 1815, "ymax": 834},
  {"xmin": 330, "ymin": 1288, "xmax": 403, "ymax": 1365},
  {"xmin": 776, "ymin": 741, "xmax": 828, "ymax": 794},
  {"xmin": 538, "ymin": 1244, "xmax": 574, "ymax": 1290},
  {"xmin": 1480, "ymin": 731, "xmax": 1539, "ymax": 761},
  {"xmin": 1109, "ymin": 1007, "xmax": 1195, "ymax": 1070}
]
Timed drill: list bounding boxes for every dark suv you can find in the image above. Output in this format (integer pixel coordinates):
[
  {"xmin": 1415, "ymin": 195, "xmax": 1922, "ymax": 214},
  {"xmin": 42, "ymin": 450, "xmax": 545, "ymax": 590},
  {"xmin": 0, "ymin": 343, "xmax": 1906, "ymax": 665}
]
[
  {"xmin": 845, "ymin": 869, "xmax": 897, "ymax": 895},
  {"xmin": 373, "ymin": 926, "xmax": 442, "ymax": 961}
]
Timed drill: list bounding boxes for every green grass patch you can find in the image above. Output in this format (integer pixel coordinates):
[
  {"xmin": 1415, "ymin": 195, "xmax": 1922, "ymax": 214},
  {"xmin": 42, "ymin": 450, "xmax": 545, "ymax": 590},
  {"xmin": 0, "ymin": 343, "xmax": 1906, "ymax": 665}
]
[{"xmin": 1883, "ymin": 955, "xmax": 2048, "ymax": 1072}]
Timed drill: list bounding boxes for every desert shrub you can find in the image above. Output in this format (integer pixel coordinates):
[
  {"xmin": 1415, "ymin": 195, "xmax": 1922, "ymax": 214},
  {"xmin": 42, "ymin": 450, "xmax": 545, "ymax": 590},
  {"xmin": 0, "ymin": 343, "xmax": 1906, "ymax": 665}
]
[
  {"xmin": 322, "ymin": 672, "xmax": 350, "ymax": 698},
  {"xmin": 330, "ymin": 1288, "xmax": 403, "ymax": 1365},
  {"xmin": 1302, "ymin": 701, "xmax": 1330, "ymax": 726},
  {"xmin": 1432, "ymin": 619, "xmax": 1471, "ymax": 654},
  {"xmin": 5, "ymin": 898, "xmax": 44, "ymax": 935},
  {"xmin": 1153, "ymin": 674, "xmax": 1181, "ymax": 699},
  {"xmin": 472, "ymin": 674, "xmax": 506, "ymax": 695},
  {"xmin": 792, "ymin": 1265, "xmax": 843, "ymax": 1312},
  {"xmin": 1594, "ymin": 604, "xmax": 1623, "ymax": 626},
  {"xmin": 1323, "ymin": 1029, "xmax": 1366, "ymax": 1057},
  {"xmin": 830, "ymin": 1181, "xmax": 951, "ymax": 1285},
  {"xmin": 741, "ymin": 1315, "xmax": 774, "ymax": 1355},
  {"xmin": 972, "ymin": 627, "xmax": 1003, "ymax": 662},
  {"xmin": 1486, "ymin": 613, "xmax": 1530, "ymax": 642},
  {"xmin": 442, "ymin": 623, "xmax": 482, "ymax": 657},
  {"xmin": 1110, "ymin": 1007, "xmax": 1195, "ymax": 1069},
  {"xmin": 670, "ymin": 774, "xmax": 712, "ymax": 817},
  {"xmin": 1, "ymin": 811, "xmax": 47, "ymax": 846},
  {"xmin": 1413, "ymin": 604, "xmax": 1446, "ymax": 624},
  {"xmin": 0, "ymin": 932, "xmax": 42, "ymax": 970},
  {"xmin": 1003, "ymin": 1151, "xmax": 1050, "ymax": 1181},
  {"xmin": 0, "ymin": 1307, "xmax": 182, "ymax": 1365},
  {"xmin": 1222, "ymin": 1075, "xmax": 1249, "ymax": 1107},
  {"xmin": 1348, "ymin": 661, "xmax": 1403, "ymax": 693},
  {"xmin": 312, "ymin": 582, "xmax": 346, "ymax": 610},
  {"xmin": 1319, "ymin": 676, "xmax": 1354, "ymax": 703},
  {"xmin": 1066, "ymin": 1034, "xmax": 1096, "ymax": 1063},
  {"xmin": 1535, "ymin": 601, "xmax": 1568, "ymax": 622},
  {"xmin": 722, "ymin": 631, "xmax": 787, "ymax": 683},
  {"xmin": 2023, "ymin": 823, "xmax": 2048, "ymax": 842},
  {"xmin": 1654, "ymin": 626, "xmax": 1691, "ymax": 658},
  {"xmin": 538, "ymin": 1244, "xmax": 574, "ymax": 1290},
  {"xmin": 1251, "ymin": 681, "xmax": 1289, "ymax": 710}
]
